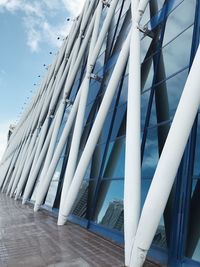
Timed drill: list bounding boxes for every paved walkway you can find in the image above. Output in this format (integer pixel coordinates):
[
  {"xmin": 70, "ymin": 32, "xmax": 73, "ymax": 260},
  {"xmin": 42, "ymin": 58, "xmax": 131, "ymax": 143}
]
[{"xmin": 0, "ymin": 194, "xmax": 159, "ymax": 267}]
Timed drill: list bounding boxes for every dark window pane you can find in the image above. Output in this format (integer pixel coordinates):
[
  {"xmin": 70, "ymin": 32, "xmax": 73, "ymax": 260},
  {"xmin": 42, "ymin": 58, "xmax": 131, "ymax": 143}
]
[
  {"xmin": 186, "ymin": 179, "xmax": 200, "ymax": 261},
  {"xmin": 142, "ymin": 127, "xmax": 159, "ymax": 179},
  {"xmin": 102, "ymin": 138, "xmax": 125, "ymax": 179}
]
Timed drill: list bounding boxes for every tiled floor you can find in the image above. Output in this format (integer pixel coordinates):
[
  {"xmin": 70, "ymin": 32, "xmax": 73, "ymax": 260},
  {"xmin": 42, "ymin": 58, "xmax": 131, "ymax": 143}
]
[{"xmin": 0, "ymin": 194, "xmax": 160, "ymax": 267}]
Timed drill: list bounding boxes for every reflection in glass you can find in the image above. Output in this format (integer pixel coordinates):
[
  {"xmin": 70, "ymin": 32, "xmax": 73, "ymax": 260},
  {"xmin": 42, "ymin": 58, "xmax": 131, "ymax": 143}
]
[
  {"xmin": 142, "ymin": 127, "xmax": 159, "ymax": 178},
  {"xmin": 44, "ymin": 158, "xmax": 63, "ymax": 207},
  {"xmin": 163, "ymin": 0, "xmax": 195, "ymax": 46},
  {"xmin": 162, "ymin": 26, "xmax": 193, "ymax": 78},
  {"xmin": 90, "ymin": 144, "xmax": 106, "ymax": 180},
  {"xmin": 72, "ymin": 180, "xmax": 89, "ymax": 219},
  {"xmin": 93, "ymin": 179, "xmax": 124, "ymax": 232},
  {"xmin": 98, "ymin": 112, "xmax": 113, "ymax": 144},
  {"xmin": 71, "ymin": 179, "xmax": 95, "ymax": 219},
  {"xmin": 166, "ymin": 68, "xmax": 188, "ymax": 119},
  {"xmin": 110, "ymin": 105, "xmax": 126, "ymax": 140},
  {"xmin": 102, "ymin": 137, "xmax": 125, "ymax": 179}
]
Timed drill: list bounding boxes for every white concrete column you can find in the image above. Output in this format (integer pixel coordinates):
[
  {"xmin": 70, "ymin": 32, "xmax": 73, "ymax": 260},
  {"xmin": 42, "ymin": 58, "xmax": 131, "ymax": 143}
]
[
  {"xmin": 130, "ymin": 44, "xmax": 200, "ymax": 267},
  {"xmin": 33, "ymin": 6, "xmax": 97, "ymax": 212},
  {"xmin": 22, "ymin": 119, "xmax": 55, "ymax": 204},
  {"xmin": 6, "ymin": 135, "xmax": 31, "ymax": 196},
  {"xmin": 124, "ymin": 0, "xmax": 141, "ymax": 265},
  {"xmin": 1, "ymin": 147, "xmax": 21, "ymax": 192},
  {"xmin": 15, "ymin": 135, "xmax": 39, "ymax": 200},
  {"xmin": 33, "ymin": 92, "xmax": 80, "ymax": 211},
  {"xmin": 57, "ymin": 31, "xmax": 131, "ymax": 226},
  {"xmin": 58, "ymin": 0, "xmax": 104, "ymax": 220}
]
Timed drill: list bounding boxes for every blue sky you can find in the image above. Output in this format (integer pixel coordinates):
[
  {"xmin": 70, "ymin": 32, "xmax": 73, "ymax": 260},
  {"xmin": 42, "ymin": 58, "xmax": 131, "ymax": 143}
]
[{"xmin": 0, "ymin": 0, "xmax": 85, "ymax": 159}]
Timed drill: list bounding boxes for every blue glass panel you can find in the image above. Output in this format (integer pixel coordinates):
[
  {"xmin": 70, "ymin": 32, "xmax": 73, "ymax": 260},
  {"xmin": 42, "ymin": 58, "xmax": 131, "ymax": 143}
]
[
  {"xmin": 110, "ymin": 104, "xmax": 126, "ymax": 139},
  {"xmin": 93, "ymin": 179, "xmax": 124, "ymax": 232},
  {"xmin": 87, "ymin": 143, "xmax": 106, "ymax": 179},
  {"xmin": 102, "ymin": 137, "xmax": 125, "ymax": 179},
  {"xmin": 84, "ymin": 102, "xmax": 96, "ymax": 125},
  {"xmin": 92, "ymin": 177, "xmax": 167, "ymax": 242},
  {"xmin": 45, "ymin": 157, "xmax": 63, "ymax": 207},
  {"xmin": 150, "ymin": 67, "xmax": 189, "ymax": 125},
  {"xmin": 118, "ymin": 75, "xmax": 128, "ymax": 105},
  {"xmin": 72, "ymin": 179, "xmax": 95, "ymax": 219},
  {"xmin": 141, "ymin": 90, "xmax": 151, "ymax": 130},
  {"xmin": 148, "ymin": 95, "xmax": 157, "ymax": 127},
  {"xmin": 163, "ymin": 0, "xmax": 196, "ymax": 46},
  {"xmin": 145, "ymin": 0, "xmax": 166, "ymax": 22},
  {"xmin": 165, "ymin": 68, "xmax": 188, "ymax": 119},
  {"xmin": 98, "ymin": 111, "xmax": 113, "ymax": 144},
  {"xmin": 142, "ymin": 127, "xmax": 159, "ymax": 179},
  {"xmin": 94, "ymin": 52, "xmax": 105, "ymax": 76},
  {"xmin": 186, "ymin": 179, "xmax": 200, "ymax": 261},
  {"xmin": 142, "ymin": 63, "xmax": 154, "ymax": 92},
  {"xmin": 87, "ymin": 80, "xmax": 101, "ymax": 105},
  {"xmin": 147, "ymin": 0, "xmax": 184, "ymax": 30},
  {"xmin": 72, "ymin": 180, "xmax": 89, "ymax": 219},
  {"xmin": 162, "ymin": 26, "xmax": 193, "ymax": 77}
]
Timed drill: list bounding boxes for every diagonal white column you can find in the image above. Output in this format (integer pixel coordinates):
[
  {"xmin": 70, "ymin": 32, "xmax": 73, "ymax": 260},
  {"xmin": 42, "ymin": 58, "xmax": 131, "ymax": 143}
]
[
  {"xmin": 15, "ymin": 134, "xmax": 39, "ymax": 200},
  {"xmin": 0, "ymin": 6, "xmax": 87, "ymax": 173},
  {"xmin": 58, "ymin": 0, "xmax": 119, "ymax": 224},
  {"xmin": 6, "ymin": 135, "xmax": 31, "ymax": 196},
  {"xmin": 124, "ymin": 0, "xmax": 151, "ymax": 265},
  {"xmin": 1, "ymin": 146, "xmax": 21, "ymax": 192},
  {"xmin": 22, "ymin": 43, "xmax": 74, "ymax": 205},
  {"xmin": 124, "ymin": 0, "xmax": 141, "ymax": 264},
  {"xmin": 58, "ymin": 0, "xmax": 121, "ymax": 225},
  {"xmin": 0, "ymin": 154, "xmax": 14, "ymax": 189},
  {"xmin": 130, "ymin": 43, "xmax": 200, "ymax": 267},
  {"xmin": 0, "ymin": 159, "xmax": 11, "ymax": 190},
  {"xmin": 68, "ymin": 0, "xmax": 96, "ymax": 76},
  {"xmin": 32, "ymin": 90, "xmax": 80, "ymax": 210},
  {"xmin": 22, "ymin": 118, "xmax": 55, "ymax": 204},
  {"xmin": 57, "ymin": 31, "xmax": 131, "ymax": 226},
  {"xmin": 9, "ymin": 134, "xmax": 34, "ymax": 197},
  {"xmin": 34, "ymin": 5, "xmax": 98, "ymax": 212}
]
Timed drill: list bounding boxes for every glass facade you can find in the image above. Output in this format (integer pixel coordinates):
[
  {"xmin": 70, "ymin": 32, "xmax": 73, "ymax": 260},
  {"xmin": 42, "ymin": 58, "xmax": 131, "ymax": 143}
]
[
  {"xmin": 32, "ymin": 0, "xmax": 200, "ymax": 265},
  {"xmin": 58, "ymin": 1, "xmax": 199, "ymax": 265},
  {"xmin": 2, "ymin": 0, "xmax": 200, "ymax": 266}
]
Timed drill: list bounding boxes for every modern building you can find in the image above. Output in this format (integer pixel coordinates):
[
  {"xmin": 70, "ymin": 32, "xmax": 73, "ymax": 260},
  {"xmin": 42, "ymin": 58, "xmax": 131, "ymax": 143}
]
[{"xmin": 0, "ymin": 0, "xmax": 200, "ymax": 266}]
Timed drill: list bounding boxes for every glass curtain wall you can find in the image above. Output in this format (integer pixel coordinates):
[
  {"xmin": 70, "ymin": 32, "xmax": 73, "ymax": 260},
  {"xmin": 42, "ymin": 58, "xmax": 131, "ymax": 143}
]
[
  {"xmin": 25, "ymin": 0, "xmax": 200, "ymax": 265},
  {"xmin": 67, "ymin": 0, "xmax": 198, "ymax": 262}
]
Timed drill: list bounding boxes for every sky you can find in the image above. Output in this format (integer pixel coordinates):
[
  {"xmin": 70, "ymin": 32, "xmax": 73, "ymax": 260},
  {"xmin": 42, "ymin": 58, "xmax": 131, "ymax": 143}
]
[{"xmin": 0, "ymin": 0, "xmax": 85, "ymax": 160}]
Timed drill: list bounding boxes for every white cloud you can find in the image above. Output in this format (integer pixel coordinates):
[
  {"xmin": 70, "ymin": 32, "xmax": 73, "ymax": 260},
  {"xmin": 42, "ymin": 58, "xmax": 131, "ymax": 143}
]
[
  {"xmin": 0, "ymin": 0, "xmax": 21, "ymax": 12},
  {"xmin": 0, "ymin": 0, "xmax": 44, "ymax": 16},
  {"xmin": 0, "ymin": 1, "xmax": 86, "ymax": 158},
  {"xmin": 0, "ymin": 0, "xmax": 86, "ymax": 160},
  {"xmin": 0, "ymin": 0, "xmax": 86, "ymax": 52},
  {"xmin": 62, "ymin": 0, "xmax": 85, "ymax": 16},
  {"xmin": 22, "ymin": 16, "xmax": 42, "ymax": 52}
]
